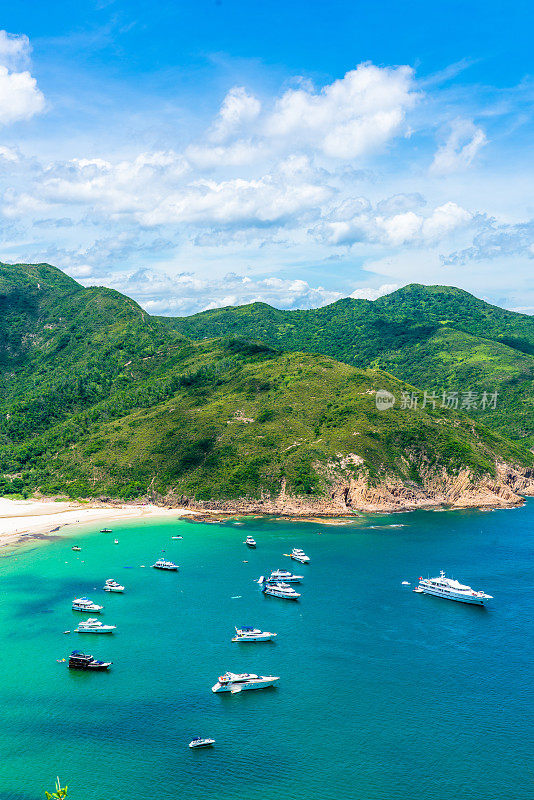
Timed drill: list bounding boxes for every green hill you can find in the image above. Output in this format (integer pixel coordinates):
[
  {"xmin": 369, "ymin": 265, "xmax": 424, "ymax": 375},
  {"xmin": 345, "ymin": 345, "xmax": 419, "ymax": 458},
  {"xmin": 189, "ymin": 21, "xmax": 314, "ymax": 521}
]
[
  {"xmin": 164, "ymin": 284, "xmax": 534, "ymax": 447},
  {"xmin": 0, "ymin": 263, "xmax": 532, "ymax": 511}
]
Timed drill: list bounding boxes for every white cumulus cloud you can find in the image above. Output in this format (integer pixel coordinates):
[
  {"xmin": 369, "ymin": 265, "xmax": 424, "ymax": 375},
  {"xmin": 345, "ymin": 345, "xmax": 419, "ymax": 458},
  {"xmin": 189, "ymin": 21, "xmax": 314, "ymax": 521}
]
[
  {"xmin": 0, "ymin": 31, "xmax": 44, "ymax": 125},
  {"xmin": 264, "ymin": 63, "xmax": 418, "ymax": 159}
]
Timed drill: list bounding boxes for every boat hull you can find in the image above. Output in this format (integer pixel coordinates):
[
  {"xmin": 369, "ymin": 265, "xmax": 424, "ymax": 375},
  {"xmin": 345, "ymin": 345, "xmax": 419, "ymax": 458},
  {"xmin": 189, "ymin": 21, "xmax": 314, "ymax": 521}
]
[
  {"xmin": 232, "ymin": 634, "xmax": 276, "ymax": 642},
  {"xmin": 263, "ymin": 589, "xmax": 300, "ymax": 600},
  {"xmin": 420, "ymin": 587, "xmax": 489, "ymax": 605},
  {"xmin": 75, "ymin": 628, "xmax": 115, "ymax": 633}
]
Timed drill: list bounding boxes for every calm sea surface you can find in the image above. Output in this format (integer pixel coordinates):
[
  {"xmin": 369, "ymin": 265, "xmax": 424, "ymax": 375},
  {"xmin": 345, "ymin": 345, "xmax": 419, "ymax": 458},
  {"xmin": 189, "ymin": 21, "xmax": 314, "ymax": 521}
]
[{"xmin": 0, "ymin": 501, "xmax": 532, "ymax": 800}]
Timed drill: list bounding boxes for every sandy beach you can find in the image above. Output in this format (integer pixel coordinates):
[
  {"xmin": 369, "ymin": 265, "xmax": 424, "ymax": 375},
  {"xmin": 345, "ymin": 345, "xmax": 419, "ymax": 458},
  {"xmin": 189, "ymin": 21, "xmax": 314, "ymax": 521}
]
[{"xmin": 0, "ymin": 497, "xmax": 194, "ymax": 550}]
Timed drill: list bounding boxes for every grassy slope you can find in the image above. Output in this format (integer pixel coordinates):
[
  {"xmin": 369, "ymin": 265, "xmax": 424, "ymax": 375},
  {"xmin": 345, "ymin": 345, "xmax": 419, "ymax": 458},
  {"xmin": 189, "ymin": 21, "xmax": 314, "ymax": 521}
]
[
  {"xmin": 164, "ymin": 284, "xmax": 534, "ymax": 446},
  {"xmin": 0, "ymin": 263, "xmax": 531, "ymax": 502}
]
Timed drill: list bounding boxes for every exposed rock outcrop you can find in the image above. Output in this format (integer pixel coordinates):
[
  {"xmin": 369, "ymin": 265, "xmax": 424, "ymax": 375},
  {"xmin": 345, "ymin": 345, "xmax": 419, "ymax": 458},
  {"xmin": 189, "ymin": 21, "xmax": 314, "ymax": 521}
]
[{"xmin": 160, "ymin": 461, "xmax": 534, "ymax": 517}]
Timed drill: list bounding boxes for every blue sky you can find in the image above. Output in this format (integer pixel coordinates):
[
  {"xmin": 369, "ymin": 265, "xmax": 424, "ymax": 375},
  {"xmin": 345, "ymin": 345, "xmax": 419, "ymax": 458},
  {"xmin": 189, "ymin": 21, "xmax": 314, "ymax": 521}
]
[{"xmin": 0, "ymin": 0, "xmax": 533, "ymax": 314}]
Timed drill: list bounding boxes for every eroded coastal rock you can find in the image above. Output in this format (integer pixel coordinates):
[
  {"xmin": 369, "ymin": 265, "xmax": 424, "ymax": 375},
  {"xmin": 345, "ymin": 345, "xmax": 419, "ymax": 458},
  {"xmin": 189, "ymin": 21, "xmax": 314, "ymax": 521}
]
[{"xmin": 158, "ymin": 462, "xmax": 534, "ymax": 517}]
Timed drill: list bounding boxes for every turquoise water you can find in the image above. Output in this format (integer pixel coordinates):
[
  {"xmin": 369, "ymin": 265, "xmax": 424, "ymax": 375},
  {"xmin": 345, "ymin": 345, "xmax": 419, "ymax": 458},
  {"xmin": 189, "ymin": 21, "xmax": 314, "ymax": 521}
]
[{"xmin": 0, "ymin": 502, "xmax": 533, "ymax": 799}]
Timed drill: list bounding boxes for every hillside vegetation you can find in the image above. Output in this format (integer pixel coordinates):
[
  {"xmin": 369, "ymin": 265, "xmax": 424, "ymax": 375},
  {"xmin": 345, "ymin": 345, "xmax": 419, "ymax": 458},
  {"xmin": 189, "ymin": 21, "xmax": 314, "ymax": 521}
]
[
  {"xmin": 164, "ymin": 284, "xmax": 534, "ymax": 447},
  {"xmin": 0, "ymin": 263, "xmax": 531, "ymax": 509}
]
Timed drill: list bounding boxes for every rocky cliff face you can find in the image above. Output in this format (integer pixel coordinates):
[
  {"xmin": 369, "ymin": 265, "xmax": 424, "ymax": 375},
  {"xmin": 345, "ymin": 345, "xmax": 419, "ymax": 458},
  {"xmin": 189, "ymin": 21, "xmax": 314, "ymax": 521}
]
[{"xmin": 161, "ymin": 462, "xmax": 534, "ymax": 516}]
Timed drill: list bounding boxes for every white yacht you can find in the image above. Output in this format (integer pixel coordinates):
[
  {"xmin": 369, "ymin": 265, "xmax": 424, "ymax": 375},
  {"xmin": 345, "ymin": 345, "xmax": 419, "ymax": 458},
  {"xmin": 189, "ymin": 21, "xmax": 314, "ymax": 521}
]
[
  {"xmin": 152, "ymin": 558, "xmax": 179, "ymax": 571},
  {"xmin": 244, "ymin": 536, "xmax": 257, "ymax": 548},
  {"xmin": 268, "ymin": 569, "xmax": 303, "ymax": 583},
  {"xmin": 232, "ymin": 626, "xmax": 277, "ymax": 642},
  {"xmin": 212, "ymin": 672, "xmax": 279, "ymax": 693},
  {"xmin": 74, "ymin": 618, "xmax": 116, "ymax": 634},
  {"xmin": 290, "ymin": 548, "xmax": 310, "ymax": 564},
  {"xmin": 189, "ymin": 737, "xmax": 215, "ymax": 749},
  {"xmin": 72, "ymin": 597, "xmax": 103, "ymax": 613},
  {"xmin": 258, "ymin": 578, "xmax": 300, "ymax": 600},
  {"xmin": 415, "ymin": 571, "xmax": 493, "ymax": 606},
  {"xmin": 103, "ymin": 579, "xmax": 125, "ymax": 593}
]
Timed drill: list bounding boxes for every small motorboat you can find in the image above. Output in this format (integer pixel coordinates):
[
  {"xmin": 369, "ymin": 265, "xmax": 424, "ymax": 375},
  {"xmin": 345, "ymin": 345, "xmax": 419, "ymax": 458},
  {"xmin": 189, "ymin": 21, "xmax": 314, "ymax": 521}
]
[
  {"xmin": 244, "ymin": 536, "xmax": 257, "ymax": 548},
  {"xmin": 152, "ymin": 557, "xmax": 179, "ymax": 571},
  {"xmin": 74, "ymin": 618, "xmax": 116, "ymax": 634},
  {"xmin": 113, "ymin": 539, "xmax": 119, "ymax": 544},
  {"xmin": 103, "ymin": 579, "xmax": 125, "ymax": 593},
  {"xmin": 72, "ymin": 546, "xmax": 81, "ymax": 552},
  {"xmin": 258, "ymin": 578, "xmax": 300, "ymax": 600},
  {"xmin": 290, "ymin": 548, "xmax": 310, "ymax": 564},
  {"xmin": 68, "ymin": 650, "xmax": 112, "ymax": 670},
  {"xmin": 72, "ymin": 597, "xmax": 104, "ymax": 613},
  {"xmin": 189, "ymin": 737, "xmax": 215, "ymax": 749},
  {"xmin": 232, "ymin": 626, "xmax": 277, "ymax": 642},
  {"xmin": 268, "ymin": 569, "xmax": 303, "ymax": 583},
  {"xmin": 172, "ymin": 535, "xmax": 183, "ymax": 540},
  {"xmin": 100, "ymin": 528, "xmax": 112, "ymax": 533}
]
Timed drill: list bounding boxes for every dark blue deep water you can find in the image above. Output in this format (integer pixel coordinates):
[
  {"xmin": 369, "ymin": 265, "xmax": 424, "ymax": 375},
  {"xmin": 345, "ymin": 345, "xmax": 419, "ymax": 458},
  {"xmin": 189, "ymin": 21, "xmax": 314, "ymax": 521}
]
[{"xmin": 0, "ymin": 501, "xmax": 532, "ymax": 799}]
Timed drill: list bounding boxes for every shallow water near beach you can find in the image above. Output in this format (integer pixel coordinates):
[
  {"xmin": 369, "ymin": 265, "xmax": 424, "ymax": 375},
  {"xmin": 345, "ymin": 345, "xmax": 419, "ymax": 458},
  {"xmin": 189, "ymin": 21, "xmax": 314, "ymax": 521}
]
[{"xmin": 0, "ymin": 502, "xmax": 532, "ymax": 800}]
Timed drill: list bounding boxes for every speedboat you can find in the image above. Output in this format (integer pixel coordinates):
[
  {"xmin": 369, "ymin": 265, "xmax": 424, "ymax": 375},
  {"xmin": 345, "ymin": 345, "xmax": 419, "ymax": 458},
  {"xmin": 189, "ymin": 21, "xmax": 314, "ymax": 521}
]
[
  {"xmin": 72, "ymin": 597, "xmax": 103, "ymax": 613},
  {"xmin": 68, "ymin": 650, "xmax": 112, "ymax": 670},
  {"xmin": 172, "ymin": 536, "xmax": 183, "ymax": 540},
  {"xmin": 100, "ymin": 528, "xmax": 112, "ymax": 533},
  {"xmin": 244, "ymin": 536, "xmax": 257, "ymax": 548},
  {"xmin": 113, "ymin": 539, "xmax": 119, "ymax": 544},
  {"xmin": 268, "ymin": 569, "xmax": 303, "ymax": 583},
  {"xmin": 103, "ymin": 579, "xmax": 125, "ymax": 593},
  {"xmin": 72, "ymin": 546, "xmax": 81, "ymax": 552},
  {"xmin": 212, "ymin": 672, "xmax": 279, "ymax": 693},
  {"xmin": 232, "ymin": 626, "xmax": 277, "ymax": 642},
  {"xmin": 415, "ymin": 571, "xmax": 493, "ymax": 606},
  {"xmin": 189, "ymin": 737, "xmax": 215, "ymax": 749},
  {"xmin": 258, "ymin": 578, "xmax": 300, "ymax": 600},
  {"xmin": 152, "ymin": 558, "xmax": 179, "ymax": 571},
  {"xmin": 74, "ymin": 618, "xmax": 116, "ymax": 634},
  {"xmin": 290, "ymin": 548, "xmax": 310, "ymax": 564}
]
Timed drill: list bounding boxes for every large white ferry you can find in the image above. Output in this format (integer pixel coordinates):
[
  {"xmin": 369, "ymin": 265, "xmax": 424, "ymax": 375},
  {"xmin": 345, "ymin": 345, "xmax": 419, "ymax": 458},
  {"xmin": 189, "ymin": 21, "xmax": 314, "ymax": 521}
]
[
  {"xmin": 211, "ymin": 672, "xmax": 279, "ymax": 693},
  {"xmin": 415, "ymin": 571, "xmax": 493, "ymax": 606}
]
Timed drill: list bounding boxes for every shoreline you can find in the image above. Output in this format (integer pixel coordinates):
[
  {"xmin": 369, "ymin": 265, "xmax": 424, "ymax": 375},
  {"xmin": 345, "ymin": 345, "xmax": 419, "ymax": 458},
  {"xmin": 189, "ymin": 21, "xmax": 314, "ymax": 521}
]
[
  {"xmin": 0, "ymin": 497, "xmax": 194, "ymax": 552},
  {"xmin": 0, "ymin": 488, "xmax": 531, "ymax": 553}
]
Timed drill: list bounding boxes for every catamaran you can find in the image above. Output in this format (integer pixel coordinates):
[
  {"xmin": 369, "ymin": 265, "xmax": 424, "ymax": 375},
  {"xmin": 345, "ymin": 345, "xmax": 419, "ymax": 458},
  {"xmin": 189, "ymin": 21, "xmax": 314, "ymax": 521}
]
[
  {"xmin": 414, "ymin": 571, "xmax": 493, "ymax": 606},
  {"xmin": 212, "ymin": 672, "xmax": 279, "ymax": 693}
]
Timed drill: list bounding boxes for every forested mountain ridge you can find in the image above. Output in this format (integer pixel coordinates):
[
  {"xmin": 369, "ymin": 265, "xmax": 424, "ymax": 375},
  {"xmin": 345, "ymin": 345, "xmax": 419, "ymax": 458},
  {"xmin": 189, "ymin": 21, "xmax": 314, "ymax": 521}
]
[
  {"xmin": 163, "ymin": 284, "xmax": 534, "ymax": 447},
  {"xmin": 0, "ymin": 263, "xmax": 532, "ymax": 513}
]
